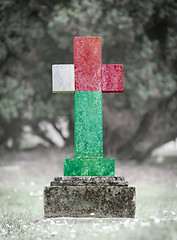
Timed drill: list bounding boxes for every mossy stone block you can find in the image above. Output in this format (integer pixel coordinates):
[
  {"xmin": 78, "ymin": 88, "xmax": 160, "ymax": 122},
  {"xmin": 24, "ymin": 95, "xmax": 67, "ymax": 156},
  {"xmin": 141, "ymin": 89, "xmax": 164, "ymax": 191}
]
[{"xmin": 44, "ymin": 176, "xmax": 136, "ymax": 218}]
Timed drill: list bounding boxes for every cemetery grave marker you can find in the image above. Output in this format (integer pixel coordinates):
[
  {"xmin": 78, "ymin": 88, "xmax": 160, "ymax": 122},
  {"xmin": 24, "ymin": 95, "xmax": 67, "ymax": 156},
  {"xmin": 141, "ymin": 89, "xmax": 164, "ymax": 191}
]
[{"xmin": 44, "ymin": 37, "xmax": 136, "ymax": 218}]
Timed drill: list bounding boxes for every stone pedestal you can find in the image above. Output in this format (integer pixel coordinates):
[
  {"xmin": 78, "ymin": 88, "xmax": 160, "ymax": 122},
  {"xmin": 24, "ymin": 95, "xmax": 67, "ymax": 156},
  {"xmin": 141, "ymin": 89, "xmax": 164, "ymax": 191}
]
[{"xmin": 44, "ymin": 176, "xmax": 136, "ymax": 218}]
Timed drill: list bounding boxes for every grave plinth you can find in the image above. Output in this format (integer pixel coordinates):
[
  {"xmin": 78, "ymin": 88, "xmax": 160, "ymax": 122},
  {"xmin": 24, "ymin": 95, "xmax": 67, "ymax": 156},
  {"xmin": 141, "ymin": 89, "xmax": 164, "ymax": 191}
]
[
  {"xmin": 44, "ymin": 37, "xmax": 136, "ymax": 218},
  {"xmin": 44, "ymin": 177, "xmax": 135, "ymax": 218}
]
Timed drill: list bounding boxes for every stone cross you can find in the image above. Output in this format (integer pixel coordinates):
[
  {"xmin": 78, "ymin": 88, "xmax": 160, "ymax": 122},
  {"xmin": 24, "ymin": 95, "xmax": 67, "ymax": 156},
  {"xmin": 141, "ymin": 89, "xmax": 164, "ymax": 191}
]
[{"xmin": 52, "ymin": 37, "xmax": 123, "ymax": 176}]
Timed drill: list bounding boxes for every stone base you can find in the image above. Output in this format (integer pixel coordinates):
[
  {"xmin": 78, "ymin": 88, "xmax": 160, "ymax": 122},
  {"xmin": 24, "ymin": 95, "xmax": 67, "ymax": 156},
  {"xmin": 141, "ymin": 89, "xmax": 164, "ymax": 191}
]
[
  {"xmin": 44, "ymin": 177, "xmax": 136, "ymax": 218},
  {"xmin": 64, "ymin": 158, "xmax": 115, "ymax": 176}
]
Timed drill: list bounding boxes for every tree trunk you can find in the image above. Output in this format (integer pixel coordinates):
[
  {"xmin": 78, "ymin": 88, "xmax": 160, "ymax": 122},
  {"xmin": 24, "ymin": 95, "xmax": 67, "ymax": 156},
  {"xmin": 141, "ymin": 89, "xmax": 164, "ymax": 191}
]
[{"xmin": 103, "ymin": 90, "xmax": 177, "ymax": 162}]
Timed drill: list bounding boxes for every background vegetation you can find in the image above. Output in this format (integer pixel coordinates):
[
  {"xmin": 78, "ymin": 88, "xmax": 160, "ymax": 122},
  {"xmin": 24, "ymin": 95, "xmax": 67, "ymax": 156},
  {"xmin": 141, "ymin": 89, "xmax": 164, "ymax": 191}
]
[{"xmin": 0, "ymin": 0, "xmax": 177, "ymax": 161}]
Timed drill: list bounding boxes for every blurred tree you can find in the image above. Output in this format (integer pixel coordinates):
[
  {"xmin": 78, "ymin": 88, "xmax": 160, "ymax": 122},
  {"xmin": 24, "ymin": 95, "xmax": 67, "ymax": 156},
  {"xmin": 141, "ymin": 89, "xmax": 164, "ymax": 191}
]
[{"xmin": 0, "ymin": 0, "xmax": 176, "ymax": 161}]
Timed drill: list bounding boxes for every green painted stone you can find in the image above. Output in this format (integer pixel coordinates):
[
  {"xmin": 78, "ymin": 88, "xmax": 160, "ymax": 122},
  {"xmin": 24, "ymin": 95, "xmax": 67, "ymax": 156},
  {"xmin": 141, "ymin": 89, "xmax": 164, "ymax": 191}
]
[
  {"xmin": 64, "ymin": 158, "xmax": 115, "ymax": 176},
  {"xmin": 74, "ymin": 91, "xmax": 103, "ymax": 159},
  {"xmin": 64, "ymin": 91, "xmax": 115, "ymax": 176}
]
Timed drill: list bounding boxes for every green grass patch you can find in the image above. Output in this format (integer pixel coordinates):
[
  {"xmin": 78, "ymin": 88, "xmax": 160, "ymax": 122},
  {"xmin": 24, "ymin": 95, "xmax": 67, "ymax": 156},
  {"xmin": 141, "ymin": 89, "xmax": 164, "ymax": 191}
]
[{"xmin": 0, "ymin": 180, "xmax": 177, "ymax": 239}]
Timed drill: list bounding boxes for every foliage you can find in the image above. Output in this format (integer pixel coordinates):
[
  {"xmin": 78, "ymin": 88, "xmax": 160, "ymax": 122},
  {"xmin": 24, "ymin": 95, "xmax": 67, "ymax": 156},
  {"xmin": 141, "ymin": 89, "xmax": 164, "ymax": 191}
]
[{"xmin": 0, "ymin": 0, "xmax": 176, "ymax": 158}]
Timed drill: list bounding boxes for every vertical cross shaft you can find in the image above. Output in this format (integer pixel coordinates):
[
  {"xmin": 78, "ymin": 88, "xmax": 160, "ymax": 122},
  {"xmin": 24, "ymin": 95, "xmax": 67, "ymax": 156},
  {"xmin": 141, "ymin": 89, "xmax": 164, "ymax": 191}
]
[
  {"xmin": 74, "ymin": 91, "xmax": 103, "ymax": 159},
  {"xmin": 74, "ymin": 37, "xmax": 103, "ymax": 160}
]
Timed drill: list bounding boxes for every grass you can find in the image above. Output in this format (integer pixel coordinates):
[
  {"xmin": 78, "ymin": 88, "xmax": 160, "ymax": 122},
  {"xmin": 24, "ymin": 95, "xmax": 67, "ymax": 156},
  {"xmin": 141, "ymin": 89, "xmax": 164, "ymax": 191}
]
[
  {"xmin": 0, "ymin": 147, "xmax": 177, "ymax": 239},
  {"xmin": 0, "ymin": 179, "xmax": 177, "ymax": 240}
]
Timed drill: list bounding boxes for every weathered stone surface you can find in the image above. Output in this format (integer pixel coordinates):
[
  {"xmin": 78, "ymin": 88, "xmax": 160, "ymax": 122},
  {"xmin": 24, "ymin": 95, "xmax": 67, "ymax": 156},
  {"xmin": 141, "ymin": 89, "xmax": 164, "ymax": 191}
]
[
  {"xmin": 64, "ymin": 158, "xmax": 115, "ymax": 176},
  {"xmin": 44, "ymin": 176, "xmax": 136, "ymax": 218},
  {"xmin": 51, "ymin": 176, "xmax": 128, "ymax": 186},
  {"xmin": 74, "ymin": 37, "xmax": 102, "ymax": 91},
  {"xmin": 102, "ymin": 64, "xmax": 123, "ymax": 92},
  {"xmin": 52, "ymin": 64, "xmax": 74, "ymax": 92},
  {"xmin": 74, "ymin": 91, "xmax": 103, "ymax": 159}
]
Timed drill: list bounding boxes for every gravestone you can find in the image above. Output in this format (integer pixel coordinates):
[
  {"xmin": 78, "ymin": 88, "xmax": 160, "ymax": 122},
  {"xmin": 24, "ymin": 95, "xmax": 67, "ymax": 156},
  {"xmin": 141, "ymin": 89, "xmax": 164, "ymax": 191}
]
[{"xmin": 44, "ymin": 37, "xmax": 136, "ymax": 218}]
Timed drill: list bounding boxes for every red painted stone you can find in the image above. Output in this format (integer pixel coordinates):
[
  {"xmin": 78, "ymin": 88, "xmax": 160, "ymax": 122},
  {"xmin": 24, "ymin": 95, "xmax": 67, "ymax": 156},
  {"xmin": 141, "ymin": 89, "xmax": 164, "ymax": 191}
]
[
  {"xmin": 102, "ymin": 64, "xmax": 123, "ymax": 92},
  {"xmin": 74, "ymin": 37, "xmax": 102, "ymax": 91}
]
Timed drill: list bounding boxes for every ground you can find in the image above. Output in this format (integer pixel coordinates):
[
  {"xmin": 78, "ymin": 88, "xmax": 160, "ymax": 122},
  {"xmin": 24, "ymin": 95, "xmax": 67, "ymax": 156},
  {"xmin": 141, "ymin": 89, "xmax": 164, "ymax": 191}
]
[{"xmin": 0, "ymin": 147, "xmax": 177, "ymax": 240}]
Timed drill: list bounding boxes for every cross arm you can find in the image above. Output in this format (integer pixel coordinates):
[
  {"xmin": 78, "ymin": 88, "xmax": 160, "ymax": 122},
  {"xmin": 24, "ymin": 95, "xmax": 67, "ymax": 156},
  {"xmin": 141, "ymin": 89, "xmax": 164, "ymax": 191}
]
[
  {"xmin": 102, "ymin": 64, "xmax": 123, "ymax": 92},
  {"xmin": 52, "ymin": 64, "xmax": 75, "ymax": 93}
]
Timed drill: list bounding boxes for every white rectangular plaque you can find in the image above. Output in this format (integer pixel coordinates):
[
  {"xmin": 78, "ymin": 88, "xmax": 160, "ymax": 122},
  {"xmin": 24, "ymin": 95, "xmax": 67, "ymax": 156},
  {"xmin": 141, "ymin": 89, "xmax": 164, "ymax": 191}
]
[{"xmin": 52, "ymin": 64, "xmax": 75, "ymax": 92}]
